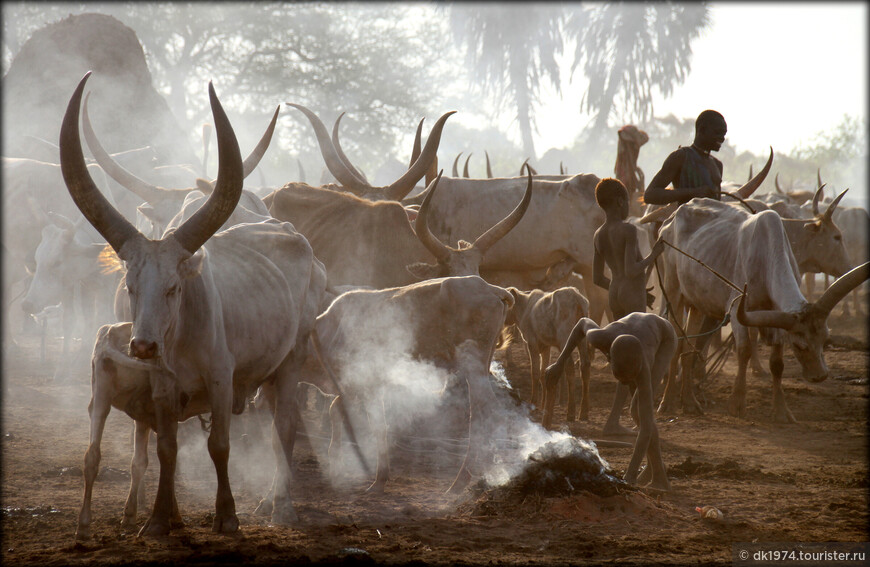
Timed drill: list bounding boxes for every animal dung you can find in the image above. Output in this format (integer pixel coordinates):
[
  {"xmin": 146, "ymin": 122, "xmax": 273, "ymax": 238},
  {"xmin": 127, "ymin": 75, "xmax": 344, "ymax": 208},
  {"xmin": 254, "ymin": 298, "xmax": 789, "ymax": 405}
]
[{"xmin": 475, "ymin": 437, "xmax": 630, "ymax": 499}]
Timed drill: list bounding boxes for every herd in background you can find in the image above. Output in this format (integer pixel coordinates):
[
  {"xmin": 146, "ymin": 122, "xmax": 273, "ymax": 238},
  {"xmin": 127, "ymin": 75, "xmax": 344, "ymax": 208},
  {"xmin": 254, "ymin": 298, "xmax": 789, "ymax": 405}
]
[{"xmin": 3, "ymin": 72, "xmax": 868, "ymax": 540}]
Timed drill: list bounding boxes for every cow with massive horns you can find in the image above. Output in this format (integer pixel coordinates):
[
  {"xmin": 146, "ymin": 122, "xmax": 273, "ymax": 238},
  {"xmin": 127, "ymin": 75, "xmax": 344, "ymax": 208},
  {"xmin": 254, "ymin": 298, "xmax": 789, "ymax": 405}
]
[
  {"xmin": 64, "ymin": 73, "xmax": 327, "ymax": 538},
  {"xmin": 653, "ymin": 197, "xmax": 868, "ymax": 422},
  {"xmin": 81, "ymin": 93, "xmax": 279, "ymax": 238},
  {"xmin": 264, "ymin": 160, "xmax": 534, "ymax": 290}
]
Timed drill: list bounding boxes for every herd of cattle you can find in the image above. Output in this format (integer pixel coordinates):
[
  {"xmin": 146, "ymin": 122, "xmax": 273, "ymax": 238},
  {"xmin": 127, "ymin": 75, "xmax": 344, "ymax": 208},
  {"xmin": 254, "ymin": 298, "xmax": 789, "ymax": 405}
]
[{"xmin": 3, "ymin": 73, "xmax": 868, "ymax": 539}]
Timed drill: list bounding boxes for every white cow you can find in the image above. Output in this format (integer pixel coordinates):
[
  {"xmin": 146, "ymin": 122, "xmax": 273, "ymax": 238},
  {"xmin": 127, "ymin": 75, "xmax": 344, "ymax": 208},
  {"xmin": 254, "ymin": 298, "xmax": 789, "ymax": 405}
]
[
  {"xmin": 64, "ymin": 73, "xmax": 327, "ymax": 538},
  {"xmin": 656, "ymin": 198, "xmax": 868, "ymax": 422},
  {"xmin": 309, "ymin": 275, "xmax": 515, "ymax": 494}
]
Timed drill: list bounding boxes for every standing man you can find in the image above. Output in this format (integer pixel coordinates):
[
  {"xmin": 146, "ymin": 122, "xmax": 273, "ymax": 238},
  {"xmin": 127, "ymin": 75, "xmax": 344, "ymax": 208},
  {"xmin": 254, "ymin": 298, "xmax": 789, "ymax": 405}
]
[{"xmin": 643, "ymin": 110, "xmax": 727, "ymax": 205}]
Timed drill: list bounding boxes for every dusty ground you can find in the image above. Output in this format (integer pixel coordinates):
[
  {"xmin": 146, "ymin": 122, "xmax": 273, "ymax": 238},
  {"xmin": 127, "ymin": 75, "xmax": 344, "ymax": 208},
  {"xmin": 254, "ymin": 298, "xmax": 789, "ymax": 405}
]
[{"xmin": 2, "ymin": 313, "xmax": 867, "ymax": 566}]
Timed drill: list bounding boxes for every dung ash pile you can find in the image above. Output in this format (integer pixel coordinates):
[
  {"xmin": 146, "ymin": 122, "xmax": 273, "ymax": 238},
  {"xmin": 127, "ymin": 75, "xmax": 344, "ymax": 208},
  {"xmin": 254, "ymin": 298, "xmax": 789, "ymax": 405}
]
[{"xmin": 460, "ymin": 437, "xmax": 635, "ymax": 517}]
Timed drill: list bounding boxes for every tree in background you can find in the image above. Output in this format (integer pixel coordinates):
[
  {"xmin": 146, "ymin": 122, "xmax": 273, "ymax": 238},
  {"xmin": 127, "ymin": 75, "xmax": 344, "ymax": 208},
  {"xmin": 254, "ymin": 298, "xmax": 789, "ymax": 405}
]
[
  {"xmin": 448, "ymin": 4, "xmax": 564, "ymax": 165},
  {"xmin": 566, "ymin": 3, "xmax": 710, "ymax": 138},
  {"xmin": 3, "ymin": 2, "xmax": 448, "ymax": 181}
]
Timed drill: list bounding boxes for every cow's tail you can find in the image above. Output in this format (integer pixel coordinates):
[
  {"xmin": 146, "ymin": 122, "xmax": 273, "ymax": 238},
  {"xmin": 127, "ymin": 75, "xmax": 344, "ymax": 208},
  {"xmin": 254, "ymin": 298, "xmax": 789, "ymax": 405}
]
[{"xmin": 309, "ymin": 330, "xmax": 373, "ymax": 477}]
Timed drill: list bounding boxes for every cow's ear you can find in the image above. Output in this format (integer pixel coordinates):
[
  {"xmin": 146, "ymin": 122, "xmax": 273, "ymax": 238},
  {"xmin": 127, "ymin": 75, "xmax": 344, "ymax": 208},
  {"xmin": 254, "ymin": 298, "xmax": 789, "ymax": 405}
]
[
  {"xmin": 179, "ymin": 249, "xmax": 206, "ymax": 279},
  {"xmin": 406, "ymin": 262, "xmax": 439, "ymax": 281}
]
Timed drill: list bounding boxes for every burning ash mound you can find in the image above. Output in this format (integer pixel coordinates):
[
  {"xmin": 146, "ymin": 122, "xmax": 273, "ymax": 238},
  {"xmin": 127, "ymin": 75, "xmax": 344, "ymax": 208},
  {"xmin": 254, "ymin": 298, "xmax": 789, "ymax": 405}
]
[{"xmin": 460, "ymin": 437, "xmax": 637, "ymax": 518}]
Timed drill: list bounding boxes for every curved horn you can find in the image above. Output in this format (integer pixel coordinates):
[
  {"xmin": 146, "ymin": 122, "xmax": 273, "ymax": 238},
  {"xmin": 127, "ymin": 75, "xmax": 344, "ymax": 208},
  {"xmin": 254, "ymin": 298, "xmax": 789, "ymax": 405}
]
[
  {"xmin": 201, "ymin": 122, "xmax": 212, "ymax": 177},
  {"xmin": 242, "ymin": 105, "xmax": 280, "ymax": 178},
  {"xmin": 817, "ymin": 167, "xmax": 823, "ymax": 189},
  {"xmin": 485, "ymin": 150, "xmax": 493, "ymax": 178},
  {"xmin": 171, "ymin": 82, "xmax": 243, "ymax": 255},
  {"xmin": 736, "ymin": 147, "xmax": 773, "ymax": 199},
  {"xmin": 287, "ymin": 103, "xmax": 369, "ymax": 193},
  {"xmin": 331, "ymin": 112, "xmax": 369, "ymax": 185},
  {"xmin": 560, "ymin": 161, "xmax": 566, "ymax": 175},
  {"xmin": 463, "ymin": 153, "xmax": 472, "ymax": 178},
  {"xmin": 452, "ymin": 152, "xmax": 462, "ymax": 177},
  {"xmin": 296, "ymin": 158, "xmax": 306, "ymax": 183},
  {"xmin": 82, "ymin": 92, "xmax": 169, "ymax": 204},
  {"xmin": 747, "ymin": 164, "xmax": 753, "ymax": 182},
  {"xmin": 410, "ymin": 118, "xmax": 424, "ymax": 168},
  {"xmin": 60, "ymin": 72, "xmax": 141, "ymax": 255},
  {"xmin": 811, "ymin": 183, "xmax": 827, "ymax": 216},
  {"xmin": 822, "ymin": 188, "xmax": 848, "ymax": 222},
  {"xmin": 383, "ymin": 110, "xmax": 455, "ymax": 201},
  {"xmin": 413, "ymin": 170, "xmax": 451, "ymax": 262},
  {"xmin": 736, "ymin": 286, "xmax": 798, "ymax": 330},
  {"xmin": 814, "ymin": 261, "xmax": 870, "ymax": 317},
  {"xmin": 472, "ymin": 167, "xmax": 533, "ymax": 254},
  {"xmin": 639, "ymin": 202, "xmax": 679, "ymax": 224},
  {"xmin": 775, "ymin": 172, "xmax": 784, "ymax": 194}
]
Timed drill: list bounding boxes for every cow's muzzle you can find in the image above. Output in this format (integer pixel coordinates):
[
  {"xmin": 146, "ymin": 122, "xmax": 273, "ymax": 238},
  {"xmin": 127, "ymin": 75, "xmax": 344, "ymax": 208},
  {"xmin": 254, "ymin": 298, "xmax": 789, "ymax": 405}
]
[{"xmin": 130, "ymin": 338, "xmax": 158, "ymax": 359}]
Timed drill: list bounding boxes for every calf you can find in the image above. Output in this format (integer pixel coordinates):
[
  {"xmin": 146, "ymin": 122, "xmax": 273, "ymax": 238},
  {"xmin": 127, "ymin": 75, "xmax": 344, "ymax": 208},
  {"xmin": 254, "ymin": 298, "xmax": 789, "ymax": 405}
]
[{"xmin": 502, "ymin": 286, "xmax": 590, "ymax": 427}]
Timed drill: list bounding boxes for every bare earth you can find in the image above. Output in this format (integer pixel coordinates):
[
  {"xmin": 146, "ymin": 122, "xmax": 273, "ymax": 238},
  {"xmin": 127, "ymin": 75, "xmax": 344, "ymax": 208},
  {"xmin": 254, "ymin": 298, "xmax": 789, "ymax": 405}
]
[{"xmin": 2, "ymin": 313, "xmax": 867, "ymax": 566}]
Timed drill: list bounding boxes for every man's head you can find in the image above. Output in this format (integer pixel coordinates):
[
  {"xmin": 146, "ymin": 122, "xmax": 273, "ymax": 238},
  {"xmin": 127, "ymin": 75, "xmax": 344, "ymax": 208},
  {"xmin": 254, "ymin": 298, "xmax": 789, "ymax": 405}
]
[
  {"xmin": 610, "ymin": 334, "xmax": 644, "ymax": 385},
  {"xmin": 595, "ymin": 177, "xmax": 629, "ymax": 218},
  {"xmin": 693, "ymin": 110, "xmax": 727, "ymax": 153}
]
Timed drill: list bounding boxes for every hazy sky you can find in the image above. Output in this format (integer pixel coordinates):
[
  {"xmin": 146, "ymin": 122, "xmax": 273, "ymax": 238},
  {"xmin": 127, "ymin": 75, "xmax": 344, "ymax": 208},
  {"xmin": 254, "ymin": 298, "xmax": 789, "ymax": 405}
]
[{"xmin": 530, "ymin": 2, "xmax": 868, "ymax": 156}]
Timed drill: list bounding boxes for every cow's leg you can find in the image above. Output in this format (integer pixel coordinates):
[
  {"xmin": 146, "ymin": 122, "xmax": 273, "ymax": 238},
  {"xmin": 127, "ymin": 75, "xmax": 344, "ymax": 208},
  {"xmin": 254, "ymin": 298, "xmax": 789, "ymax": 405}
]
[
  {"xmin": 576, "ymin": 340, "xmax": 592, "ymax": 421},
  {"xmin": 206, "ymin": 374, "xmax": 239, "ymax": 534},
  {"xmin": 327, "ymin": 395, "xmax": 346, "ymax": 484},
  {"xmin": 657, "ymin": 298, "xmax": 686, "ymax": 414},
  {"xmin": 527, "ymin": 341, "xmax": 542, "ymax": 406},
  {"xmin": 365, "ymin": 395, "xmax": 390, "ymax": 493},
  {"xmin": 563, "ymin": 349, "xmax": 578, "ymax": 422},
  {"xmin": 269, "ymin": 371, "xmax": 302, "ymax": 524},
  {"xmin": 122, "ymin": 420, "xmax": 150, "ymax": 528},
  {"xmin": 138, "ymin": 403, "xmax": 178, "ymax": 537},
  {"xmin": 727, "ymin": 325, "xmax": 752, "ymax": 418},
  {"xmin": 557, "ymin": 350, "xmax": 570, "ymax": 407},
  {"xmin": 747, "ymin": 327, "xmax": 769, "ymax": 377},
  {"xmin": 676, "ymin": 308, "xmax": 705, "ymax": 415},
  {"xmin": 448, "ymin": 365, "xmax": 492, "ymax": 494},
  {"xmin": 253, "ymin": 382, "xmax": 277, "ymax": 518},
  {"xmin": 75, "ymin": 356, "xmax": 114, "ymax": 541},
  {"xmin": 769, "ymin": 342, "xmax": 796, "ymax": 423}
]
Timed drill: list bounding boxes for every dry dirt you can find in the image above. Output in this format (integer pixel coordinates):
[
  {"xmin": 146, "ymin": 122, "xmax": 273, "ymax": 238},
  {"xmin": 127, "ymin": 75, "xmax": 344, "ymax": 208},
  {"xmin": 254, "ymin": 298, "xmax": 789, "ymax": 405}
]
[{"xmin": 2, "ymin": 314, "xmax": 867, "ymax": 566}]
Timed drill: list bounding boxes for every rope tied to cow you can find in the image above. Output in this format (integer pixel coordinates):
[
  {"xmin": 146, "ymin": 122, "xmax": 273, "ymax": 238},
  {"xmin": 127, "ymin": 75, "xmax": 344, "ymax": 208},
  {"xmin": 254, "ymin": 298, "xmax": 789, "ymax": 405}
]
[
  {"xmin": 658, "ymin": 239, "xmax": 744, "ymax": 294},
  {"xmin": 722, "ymin": 191, "xmax": 758, "ymax": 214}
]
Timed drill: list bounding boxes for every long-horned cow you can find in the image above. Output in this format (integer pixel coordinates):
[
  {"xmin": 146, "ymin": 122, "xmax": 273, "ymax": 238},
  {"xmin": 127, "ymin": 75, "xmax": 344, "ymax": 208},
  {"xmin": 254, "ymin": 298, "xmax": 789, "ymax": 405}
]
[
  {"xmin": 64, "ymin": 73, "xmax": 327, "ymax": 538},
  {"xmin": 81, "ymin": 93, "xmax": 279, "ymax": 237},
  {"xmin": 264, "ymin": 168, "xmax": 534, "ymax": 289},
  {"xmin": 655, "ymin": 198, "xmax": 868, "ymax": 422}
]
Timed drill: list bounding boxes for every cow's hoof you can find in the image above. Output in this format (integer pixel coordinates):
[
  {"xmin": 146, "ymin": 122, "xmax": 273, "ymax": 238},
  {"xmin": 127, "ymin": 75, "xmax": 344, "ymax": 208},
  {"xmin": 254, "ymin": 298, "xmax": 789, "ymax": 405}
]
[
  {"xmin": 120, "ymin": 516, "xmax": 137, "ymax": 529},
  {"xmin": 365, "ymin": 481, "xmax": 386, "ymax": 494},
  {"xmin": 138, "ymin": 518, "xmax": 170, "ymax": 537},
  {"xmin": 727, "ymin": 396, "xmax": 745, "ymax": 418},
  {"xmin": 74, "ymin": 525, "xmax": 91, "ymax": 541},
  {"xmin": 212, "ymin": 513, "xmax": 240, "ymax": 534}
]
